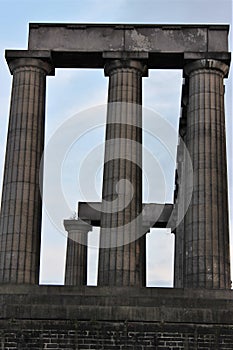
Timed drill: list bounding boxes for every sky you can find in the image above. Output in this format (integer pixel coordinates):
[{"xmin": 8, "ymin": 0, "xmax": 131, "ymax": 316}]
[{"xmin": 0, "ymin": 0, "xmax": 232, "ymax": 286}]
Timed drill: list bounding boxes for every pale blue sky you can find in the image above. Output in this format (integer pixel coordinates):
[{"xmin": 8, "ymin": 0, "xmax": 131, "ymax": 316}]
[{"xmin": 0, "ymin": 0, "xmax": 232, "ymax": 286}]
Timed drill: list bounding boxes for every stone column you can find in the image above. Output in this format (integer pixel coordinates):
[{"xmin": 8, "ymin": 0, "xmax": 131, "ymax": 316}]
[
  {"xmin": 0, "ymin": 57, "xmax": 53, "ymax": 284},
  {"xmin": 183, "ymin": 59, "xmax": 231, "ymax": 288},
  {"xmin": 64, "ymin": 220, "xmax": 92, "ymax": 286},
  {"xmin": 98, "ymin": 59, "xmax": 147, "ymax": 287},
  {"xmin": 173, "ymin": 77, "xmax": 189, "ymax": 288}
]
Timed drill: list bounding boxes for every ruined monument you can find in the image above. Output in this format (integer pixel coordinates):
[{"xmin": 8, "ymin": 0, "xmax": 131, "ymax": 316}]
[{"xmin": 0, "ymin": 23, "xmax": 232, "ymax": 348}]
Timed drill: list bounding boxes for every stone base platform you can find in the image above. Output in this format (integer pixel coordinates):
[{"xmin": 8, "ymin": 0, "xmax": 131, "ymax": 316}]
[{"xmin": 0, "ymin": 285, "xmax": 233, "ymax": 349}]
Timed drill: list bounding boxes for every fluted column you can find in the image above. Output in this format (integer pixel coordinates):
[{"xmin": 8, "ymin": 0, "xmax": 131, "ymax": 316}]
[
  {"xmin": 174, "ymin": 77, "xmax": 189, "ymax": 288},
  {"xmin": 0, "ymin": 57, "xmax": 53, "ymax": 284},
  {"xmin": 183, "ymin": 59, "xmax": 231, "ymax": 288},
  {"xmin": 98, "ymin": 59, "xmax": 148, "ymax": 287},
  {"xmin": 64, "ymin": 220, "xmax": 92, "ymax": 286}
]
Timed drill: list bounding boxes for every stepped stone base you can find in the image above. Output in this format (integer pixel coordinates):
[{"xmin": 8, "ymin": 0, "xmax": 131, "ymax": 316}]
[{"xmin": 0, "ymin": 285, "xmax": 233, "ymax": 349}]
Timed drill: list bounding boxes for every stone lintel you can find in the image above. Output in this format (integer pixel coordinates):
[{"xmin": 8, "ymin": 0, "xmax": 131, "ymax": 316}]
[
  {"xmin": 28, "ymin": 23, "xmax": 230, "ymax": 53},
  {"xmin": 24, "ymin": 23, "xmax": 231, "ymax": 69},
  {"xmin": 78, "ymin": 202, "xmax": 173, "ymax": 228},
  {"xmin": 5, "ymin": 49, "xmax": 55, "ymax": 75}
]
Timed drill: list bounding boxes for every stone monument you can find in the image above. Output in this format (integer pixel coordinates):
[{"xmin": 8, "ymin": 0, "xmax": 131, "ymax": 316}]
[{"xmin": 0, "ymin": 23, "xmax": 232, "ymax": 349}]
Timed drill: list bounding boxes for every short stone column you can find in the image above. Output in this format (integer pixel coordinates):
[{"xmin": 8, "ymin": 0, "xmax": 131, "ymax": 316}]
[
  {"xmin": 183, "ymin": 59, "xmax": 231, "ymax": 288},
  {"xmin": 98, "ymin": 59, "xmax": 148, "ymax": 287},
  {"xmin": 64, "ymin": 220, "xmax": 92, "ymax": 286},
  {"xmin": 0, "ymin": 57, "xmax": 53, "ymax": 284}
]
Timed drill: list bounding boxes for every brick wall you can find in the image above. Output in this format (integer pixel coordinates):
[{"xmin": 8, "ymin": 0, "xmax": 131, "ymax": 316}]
[{"xmin": 1, "ymin": 320, "xmax": 233, "ymax": 349}]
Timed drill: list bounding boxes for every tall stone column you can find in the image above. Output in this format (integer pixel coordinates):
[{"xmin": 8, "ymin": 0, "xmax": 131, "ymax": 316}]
[
  {"xmin": 173, "ymin": 77, "xmax": 189, "ymax": 288},
  {"xmin": 98, "ymin": 59, "xmax": 148, "ymax": 287},
  {"xmin": 64, "ymin": 220, "xmax": 92, "ymax": 286},
  {"xmin": 182, "ymin": 59, "xmax": 231, "ymax": 289},
  {"xmin": 0, "ymin": 57, "xmax": 53, "ymax": 284}
]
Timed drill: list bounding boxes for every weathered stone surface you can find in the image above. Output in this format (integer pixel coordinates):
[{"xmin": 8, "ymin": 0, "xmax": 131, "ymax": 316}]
[
  {"xmin": 0, "ymin": 318, "xmax": 233, "ymax": 349},
  {"xmin": 64, "ymin": 220, "xmax": 92, "ymax": 286},
  {"xmin": 1, "ymin": 23, "xmax": 232, "ymax": 294},
  {"xmin": 24, "ymin": 24, "xmax": 231, "ymax": 68},
  {"xmin": 78, "ymin": 202, "xmax": 173, "ymax": 228},
  {"xmin": 98, "ymin": 59, "xmax": 147, "ymax": 287},
  {"xmin": 0, "ymin": 285, "xmax": 233, "ymax": 323},
  {"xmin": 0, "ymin": 21, "xmax": 233, "ymax": 349},
  {"xmin": 0, "ymin": 57, "xmax": 53, "ymax": 284},
  {"xmin": 175, "ymin": 59, "xmax": 231, "ymax": 289},
  {"xmin": 28, "ymin": 24, "xmax": 229, "ymax": 53}
]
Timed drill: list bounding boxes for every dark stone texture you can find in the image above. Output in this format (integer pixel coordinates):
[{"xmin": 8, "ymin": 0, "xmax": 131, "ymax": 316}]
[
  {"xmin": 6, "ymin": 24, "xmax": 230, "ymax": 69},
  {"xmin": 0, "ymin": 57, "xmax": 53, "ymax": 284},
  {"xmin": 98, "ymin": 59, "xmax": 146, "ymax": 287},
  {"xmin": 0, "ymin": 285, "xmax": 233, "ymax": 323},
  {"xmin": 28, "ymin": 24, "xmax": 229, "ymax": 53},
  {"xmin": 78, "ymin": 202, "xmax": 173, "ymax": 228},
  {"xmin": 3, "ymin": 320, "xmax": 233, "ymax": 349}
]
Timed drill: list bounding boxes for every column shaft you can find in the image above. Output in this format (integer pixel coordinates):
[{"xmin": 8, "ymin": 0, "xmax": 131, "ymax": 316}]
[
  {"xmin": 183, "ymin": 59, "xmax": 231, "ymax": 288},
  {"xmin": 0, "ymin": 58, "xmax": 52, "ymax": 284},
  {"xmin": 64, "ymin": 220, "xmax": 91, "ymax": 286},
  {"xmin": 174, "ymin": 78, "xmax": 189, "ymax": 288},
  {"xmin": 98, "ymin": 59, "xmax": 147, "ymax": 287}
]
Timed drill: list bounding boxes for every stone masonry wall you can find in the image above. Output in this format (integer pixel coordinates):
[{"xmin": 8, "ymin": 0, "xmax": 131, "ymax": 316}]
[
  {"xmin": 1, "ymin": 320, "xmax": 233, "ymax": 349},
  {"xmin": 1, "ymin": 286, "xmax": 233, "ymax": 349}
]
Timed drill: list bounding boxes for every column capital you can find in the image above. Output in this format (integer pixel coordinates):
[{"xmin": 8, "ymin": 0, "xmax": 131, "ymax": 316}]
[
  {"xmin": 64, "ymin": 219, "xmax": 92, "ymax": 234},
  {"xmin": 5, "ymin": 50, "xmax": 55, "ymax": 76},
  {"xmin": 64, "ymin": 219, "xmax": 92, "ymax": 244},
  {"xmin": 184, "ymin": 59, "xmax": 229, "ymax": 77},
  {"xmin": 8, "ymin": 57, "xmax": 54, "ymax": 76},
  {"xmin": 104, "ymin": 59, "xmax": 148, "ymax": 77}
]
